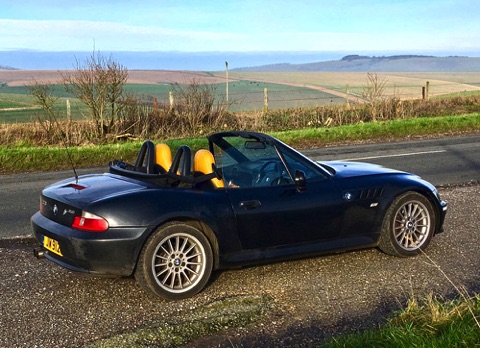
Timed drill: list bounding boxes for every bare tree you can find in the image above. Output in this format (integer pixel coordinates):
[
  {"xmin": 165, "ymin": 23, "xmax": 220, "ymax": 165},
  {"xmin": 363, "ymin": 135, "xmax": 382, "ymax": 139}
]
[
  {"xmin": 362, "ymin": 72, "xmax": 388, "ymax": 121},
  {"xmin": 362, "ymin": 72, "xmax": 388, "ymax": 103},
  {"xmin": 29, "ymin": 80, "xmax": 61, "ymax": 140},
  {"xmin": 61, "ymin": 51, "xmax": 128, "ymax": 136},
  {"xmin": 171, "ymin": 80, "xmax": 230, "ymax": 133}
]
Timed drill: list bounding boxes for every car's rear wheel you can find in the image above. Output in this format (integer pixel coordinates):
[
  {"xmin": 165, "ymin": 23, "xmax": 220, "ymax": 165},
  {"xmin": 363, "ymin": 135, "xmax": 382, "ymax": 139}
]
[
  {"xmin": 378, "ymin": 191, "xmax": 435, "ymax": 257},
  {"xmin": 135, "ymin": 222, "xmax": 213, "ymax": 300}
]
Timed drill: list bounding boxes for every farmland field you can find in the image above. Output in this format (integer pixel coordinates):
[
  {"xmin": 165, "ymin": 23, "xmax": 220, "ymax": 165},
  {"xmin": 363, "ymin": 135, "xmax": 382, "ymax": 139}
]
[
  {"xmin": 2, "ymin": 70, "xmax": 480, "ymax": 123},
  {"xmin": 221, "ymin": 71, "xmax": 480, "ymax": 100}
]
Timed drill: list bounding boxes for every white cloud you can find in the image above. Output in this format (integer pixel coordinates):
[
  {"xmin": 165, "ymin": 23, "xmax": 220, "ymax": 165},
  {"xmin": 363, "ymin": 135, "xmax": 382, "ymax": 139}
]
[
  {"xmin": 0, "ymin": 19, "xmax": 243, "ymax": 51},
  {"xmin": 1, "ymin": 18, "xmax": 479, "ymax": 53}
]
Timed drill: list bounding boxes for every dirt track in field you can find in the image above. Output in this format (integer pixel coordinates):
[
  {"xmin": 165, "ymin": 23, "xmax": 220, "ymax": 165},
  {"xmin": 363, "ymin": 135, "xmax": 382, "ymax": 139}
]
[
  {"xmin": 216, "ymin": 72, "xmax": 365, "ymax": 103},
  {"xmin": 0, "ymin": 69, "xmax": 355, "ymax": 102}
]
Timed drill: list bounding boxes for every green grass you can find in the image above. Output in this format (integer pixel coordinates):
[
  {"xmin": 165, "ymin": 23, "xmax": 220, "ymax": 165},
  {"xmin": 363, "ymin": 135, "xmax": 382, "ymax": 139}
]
[
  {"xmin": 320, "ymin": 294, "xmax": 480, "ymax": 348},
  {"xmin": 276, "ymin": 112, "xmax": 480, "ymax": 146},
  {"xmin": 0, "ymin": 81, "xmax": 341, "ymax": 122},
  {"xmin": 1, "ymin": 112, "xmax": 479, "ymax": 174},
  {"xmin": 0, "ymin": 98, "xmax": 88, "ymax": 123},
  {"xmin": 125, "ymin": 81, "xmax": 343, "ymax": 111},
  {"xmin": 0, "ymin": 91, "xmax": 36, "ymax": 107},
  {"xmin": 0, "ymin": 86, "xmax": 90, "ymax": 123},
  {"xmin": 218, "ymin": 80, "xmax": 343, "ymax": 111},
  {"xmin": 0, "ymin": 136, "xmax": 209, "ymax": 173},
  {"xmin": 0, "ymin": 108, "xmax": 40, "ymax": 123}
]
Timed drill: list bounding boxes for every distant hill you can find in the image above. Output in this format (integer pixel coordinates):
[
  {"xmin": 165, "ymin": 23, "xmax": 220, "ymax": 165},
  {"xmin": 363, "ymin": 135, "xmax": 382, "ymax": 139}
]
[
  {"xmin": 0, "ymin": 65, "xmax": 18, "ymax": 70},
  {"xmin": 2, "ymin": 51, "xmax": 480, "ymax": 72},
  {"xmin": 233, "ymin": 55, "xmax": 480, "ymax": 72},
  {"xmin": 0, "ymin": 50, "xmax": 340, "ymax": 71}
]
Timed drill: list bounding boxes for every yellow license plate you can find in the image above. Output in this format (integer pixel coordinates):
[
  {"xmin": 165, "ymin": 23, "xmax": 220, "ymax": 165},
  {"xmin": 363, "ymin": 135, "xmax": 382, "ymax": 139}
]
[{"xmin": 43, "ymin": 236, "xmax": 63, "ymax": 256}]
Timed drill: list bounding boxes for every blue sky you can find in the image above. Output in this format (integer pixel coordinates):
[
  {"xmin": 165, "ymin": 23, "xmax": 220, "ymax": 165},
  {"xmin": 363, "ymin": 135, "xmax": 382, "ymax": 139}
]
[{"xmin": 1, "ymin": 0, "xmax": 479, "ymax": 54}]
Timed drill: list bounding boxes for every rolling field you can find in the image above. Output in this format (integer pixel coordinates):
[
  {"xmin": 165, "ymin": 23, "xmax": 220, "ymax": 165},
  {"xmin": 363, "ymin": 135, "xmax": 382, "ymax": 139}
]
[
  {"xmin": 2, "ymin": 70, "xmax": 480, "ymax": 123},
  {"xmin": 222, "ymin": 71, "xmax": 480, "ymax": 99}
]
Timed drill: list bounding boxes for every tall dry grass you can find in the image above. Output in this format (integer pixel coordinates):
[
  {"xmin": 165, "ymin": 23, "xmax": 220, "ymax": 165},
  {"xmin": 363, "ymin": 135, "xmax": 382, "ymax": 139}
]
[{"xmin": 2, "ymin": 94, "xmax": 480, "ymax": 147}]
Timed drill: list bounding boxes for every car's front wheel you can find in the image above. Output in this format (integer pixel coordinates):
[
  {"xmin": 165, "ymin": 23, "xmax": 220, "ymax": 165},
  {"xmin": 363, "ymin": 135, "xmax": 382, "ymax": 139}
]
[
  {"xmin": 135, "ymin": 222, "xmax": 213, "ymax": 300},
  {"xmin": 378, "ymin": 191, "xmax": 435, "ymax": 257}
]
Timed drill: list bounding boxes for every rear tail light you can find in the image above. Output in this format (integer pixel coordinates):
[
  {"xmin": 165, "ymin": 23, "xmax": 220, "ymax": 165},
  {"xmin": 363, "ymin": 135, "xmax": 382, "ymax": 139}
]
[
  {"xmin": 72, "ymin": 212, "xmax": 109, "ymax": 232},
  {"xmin": 39, "ymin": 197, "xmax": 45, "ymax": 214}
]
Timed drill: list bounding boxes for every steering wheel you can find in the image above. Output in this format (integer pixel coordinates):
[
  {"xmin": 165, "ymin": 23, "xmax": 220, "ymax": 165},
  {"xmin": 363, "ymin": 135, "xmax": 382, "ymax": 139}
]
[{"xmin": 255, "ymin": 160, "xmax": 282, "ymax": 186}]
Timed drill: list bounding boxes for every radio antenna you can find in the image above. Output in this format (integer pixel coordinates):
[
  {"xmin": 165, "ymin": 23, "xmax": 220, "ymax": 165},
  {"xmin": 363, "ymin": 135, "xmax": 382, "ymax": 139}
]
[
  {"xmin": 55, "ymin": 123, "xmax": 78, "ymax": 184},
  {"xmin": 30, "ymin": 82, "xmax": 79, "ymax": 183},
  {"xmin": 62, "ymin": 136, "xmax": 79, "ymax": 184},
  {"xmin": 55, "ymin": 104, "xmax": 78, "ymax": 184}
]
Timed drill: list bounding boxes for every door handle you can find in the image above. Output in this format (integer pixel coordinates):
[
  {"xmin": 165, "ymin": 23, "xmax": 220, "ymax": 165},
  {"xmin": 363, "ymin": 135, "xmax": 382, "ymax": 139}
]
[{"xmin": 239, "ymin": 200, "xmax": 262, "ymax": 209}]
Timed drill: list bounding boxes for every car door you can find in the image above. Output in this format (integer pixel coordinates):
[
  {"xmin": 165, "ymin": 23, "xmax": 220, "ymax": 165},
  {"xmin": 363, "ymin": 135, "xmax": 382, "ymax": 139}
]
[{"xmin": 226, "ymin": 176, "xmax": 344, "ymax": 250}]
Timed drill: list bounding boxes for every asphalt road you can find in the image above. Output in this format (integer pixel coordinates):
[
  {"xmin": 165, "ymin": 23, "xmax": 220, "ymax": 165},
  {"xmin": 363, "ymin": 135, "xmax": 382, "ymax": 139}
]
[
  {"xmin": 1, "ymin": 134, "xmax": 479, "ymax": 239},
  {"xmin": 1, "ymin": 184, "xmax": 479, "ymax": 347},
  {"xmin": 302, "ymin": 134, "xmax": 480, "ymax": 186},
  {"xmin": 0, "ymin": 134, "xmax": 479, "ymax": 347}
]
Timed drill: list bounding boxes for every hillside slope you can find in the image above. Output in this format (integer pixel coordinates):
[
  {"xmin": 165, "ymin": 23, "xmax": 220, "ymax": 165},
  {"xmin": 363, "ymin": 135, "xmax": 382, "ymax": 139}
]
[{"xmin": 234, "ymin": 55, "xmax": 480, "ymax": 72}]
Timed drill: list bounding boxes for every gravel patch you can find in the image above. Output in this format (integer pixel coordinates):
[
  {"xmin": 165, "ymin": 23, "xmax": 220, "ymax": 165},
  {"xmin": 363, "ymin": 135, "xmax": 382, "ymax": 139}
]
[{"xmin": 0, "ymin": 185, "xmax": 478, "ymax": 347}]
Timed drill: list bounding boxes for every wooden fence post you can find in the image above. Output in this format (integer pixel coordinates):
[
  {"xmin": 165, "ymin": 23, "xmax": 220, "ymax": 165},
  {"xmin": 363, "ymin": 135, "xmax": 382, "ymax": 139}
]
[
  {"xmin": 66, "ymin": 99, "xmax": 71, "ymax": 143},
  {"xmin": 225, "ymin": 61, "xmax": 229, "ymax": 112},
  {"xmin": 345, "ymin": 84, "xmax": 350, "ymax": 109},
  {"xmin": 263, "ymin": 87, "xmax": 268, "ymax": 113},
  {"xmin": 169, "ymin": 91, "xmax": 174, "ymax": 111},
  {"xmin": 425, "ymin": 81, "xmax": 430, "ymax": 100},
  {"xmin": 66, "ymin": 99, "xmax": 71, "ymax": 121},
  {"xmin": 422, "ymin": 87, "xmax": 426, "ymax": 100}
]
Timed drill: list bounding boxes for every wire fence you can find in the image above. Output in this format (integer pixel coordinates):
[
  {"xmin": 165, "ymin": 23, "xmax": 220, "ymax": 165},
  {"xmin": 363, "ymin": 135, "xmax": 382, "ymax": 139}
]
[
  {"xmin": 138, "ymin": 80, "xmax": 480, "ymax": 112},
  {"xmin": 2, "ymin": 80, "xmax": 480, "ymax": 124}
]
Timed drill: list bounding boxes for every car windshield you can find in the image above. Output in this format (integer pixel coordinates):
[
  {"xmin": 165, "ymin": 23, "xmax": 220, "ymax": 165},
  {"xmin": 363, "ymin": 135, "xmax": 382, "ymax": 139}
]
[{"xmin": 210, "ymin": 134, "xmax": 324, "ymax": 188}]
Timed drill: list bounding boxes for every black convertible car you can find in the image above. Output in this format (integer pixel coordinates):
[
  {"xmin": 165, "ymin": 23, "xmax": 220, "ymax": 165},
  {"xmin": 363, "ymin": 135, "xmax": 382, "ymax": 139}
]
[{"xmin": 32, "ymin": 131, "xmax": 447, "ymax": 300}]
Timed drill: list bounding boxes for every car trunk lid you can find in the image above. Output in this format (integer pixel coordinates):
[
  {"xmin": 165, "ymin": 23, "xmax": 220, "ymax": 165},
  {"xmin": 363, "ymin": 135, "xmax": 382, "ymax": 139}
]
[{"xmin": 40, "ymin": 174, "xmax": 149, "ymax": 226}]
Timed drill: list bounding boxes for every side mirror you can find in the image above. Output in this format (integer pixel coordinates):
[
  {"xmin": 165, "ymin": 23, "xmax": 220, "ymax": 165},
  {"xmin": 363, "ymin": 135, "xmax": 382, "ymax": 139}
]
[{"xmin": 294, "ymin": 170, "xmax": 307, "ymax": 192}]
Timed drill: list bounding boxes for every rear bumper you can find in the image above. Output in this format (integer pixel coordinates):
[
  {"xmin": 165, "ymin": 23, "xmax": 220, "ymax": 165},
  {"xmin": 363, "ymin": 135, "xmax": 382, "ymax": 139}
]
[{"xmin": 31, "ymin": 212, "xmax": 152, "ymax": 276}]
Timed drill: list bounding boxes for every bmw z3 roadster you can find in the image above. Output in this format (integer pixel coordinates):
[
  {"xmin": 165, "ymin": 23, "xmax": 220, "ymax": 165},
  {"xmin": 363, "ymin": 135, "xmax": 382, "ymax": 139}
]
[{"xmin": 32, "ymin": 131, "xmax": 448, "ymax": 300}]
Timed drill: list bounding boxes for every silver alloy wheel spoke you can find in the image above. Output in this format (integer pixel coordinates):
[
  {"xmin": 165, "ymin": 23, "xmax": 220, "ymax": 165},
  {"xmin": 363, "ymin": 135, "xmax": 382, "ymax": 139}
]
[
  {"xmin": 393, "ymin": 201, "xmax": 431, "ymax": 251},
  {"xmin": 152, "ymin": 232, "xmax": 206, "ymax": 293},
  {"xmin": 179, "ymin": 237, "xmax": 188, "ymax": 253}
]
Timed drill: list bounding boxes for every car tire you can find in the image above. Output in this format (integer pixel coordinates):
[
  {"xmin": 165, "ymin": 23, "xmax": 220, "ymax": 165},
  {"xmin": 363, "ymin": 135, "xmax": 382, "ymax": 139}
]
[
  {"xmin": 378, "ymin": 191, "xmax": 435, "ymax": 257},
  {"xmin": 135, "ymin": 222, "xmax": 213, "ymax": 300}
]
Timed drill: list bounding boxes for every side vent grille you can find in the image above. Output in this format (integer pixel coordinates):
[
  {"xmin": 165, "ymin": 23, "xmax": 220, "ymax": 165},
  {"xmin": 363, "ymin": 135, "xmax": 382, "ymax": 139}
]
[
  {"xmin": 344, "ymin": 187, "xmax": 383, "ymax": 201},
  {"xmin": 358, "ymin": 187, "xmax": 383, "ymax": 200}
]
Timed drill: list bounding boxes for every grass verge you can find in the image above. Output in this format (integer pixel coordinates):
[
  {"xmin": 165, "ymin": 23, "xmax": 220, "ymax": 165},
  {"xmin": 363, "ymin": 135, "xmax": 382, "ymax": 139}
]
[
  {"xmin": 1, "ymin": 112, "xmax": 480, "ymax": 174},
  {"xmin": 320, "ymin": 293, "xmax": 480, "ymax": 348}
]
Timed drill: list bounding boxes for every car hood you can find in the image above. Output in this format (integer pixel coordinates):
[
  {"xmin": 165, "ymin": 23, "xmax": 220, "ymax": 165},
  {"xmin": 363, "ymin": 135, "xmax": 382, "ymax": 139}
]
[
  {"xmin": 319, "ymin": 161, "xmax": 408, "ymax": 179},
  {"xmin": 42, "ymin": 173, "xmax": 149, "ymax": 207}
]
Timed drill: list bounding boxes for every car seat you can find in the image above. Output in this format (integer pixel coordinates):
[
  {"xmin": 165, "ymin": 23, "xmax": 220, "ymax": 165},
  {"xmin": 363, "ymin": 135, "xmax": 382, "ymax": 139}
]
[
  {"xmin": 155, "ymin": 144, "xmax": 172, "ymax": 173},
  {"xmin": 193, "ymin": 149, "xmax": 224, "ymax": 188}
]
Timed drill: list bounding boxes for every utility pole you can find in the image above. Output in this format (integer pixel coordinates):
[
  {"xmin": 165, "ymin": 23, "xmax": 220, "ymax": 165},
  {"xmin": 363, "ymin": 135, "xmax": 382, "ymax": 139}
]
[{"xmin": 225, "ymin": 61, "xmax": 229, "ymax": 112}]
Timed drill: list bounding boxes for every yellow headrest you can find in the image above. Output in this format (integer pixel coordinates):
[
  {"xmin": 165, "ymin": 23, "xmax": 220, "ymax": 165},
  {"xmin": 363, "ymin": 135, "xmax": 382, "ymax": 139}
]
[
  {"xmin": 155, "ymin": 143, "xmax": 172, "ymax": 172},
  {"xmin": 194, "ymin": 149, "xmax": 224, "ymax": 188}
]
